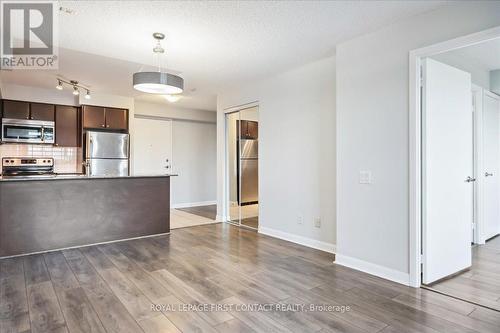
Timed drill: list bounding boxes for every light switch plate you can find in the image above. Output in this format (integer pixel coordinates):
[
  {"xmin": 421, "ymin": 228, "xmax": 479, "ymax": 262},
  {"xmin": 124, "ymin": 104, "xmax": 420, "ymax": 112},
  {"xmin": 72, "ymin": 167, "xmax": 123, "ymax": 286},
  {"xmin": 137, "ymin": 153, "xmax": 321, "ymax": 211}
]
[{"xmin": 359, "ymin": 170, "xmax": 372, "ymax": 184}]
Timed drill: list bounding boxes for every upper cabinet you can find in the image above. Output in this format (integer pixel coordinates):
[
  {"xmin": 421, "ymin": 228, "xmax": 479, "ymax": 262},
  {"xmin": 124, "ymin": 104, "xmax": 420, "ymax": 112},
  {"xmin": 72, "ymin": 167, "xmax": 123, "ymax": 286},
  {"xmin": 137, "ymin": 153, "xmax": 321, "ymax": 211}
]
[
  {"xmin": 82, "ymin": 105, "xmax": 106, "ymax": 129},
  {"xmin": 55, "ymin": 106, "xmax": 80, "ymax": 147},
  {"xmin": 2, "ymin": 100, "xmax": 54, "ymax": 121},
  {"xmin": 82, "ymin": 105, "xmax": 128, "ymax": 131},
  {"xmin": 105, "ymin": 108, "xmax": 128, "ymax": 130},
  {"xmin": 30, "ymin": 103, "xmax": 55, "ymax": 121},
  {"xmin": 238, "ymin": 120, "xmax": 258, "ymax": 139},
  {"xmin": 2, "ymin": 100, "xmax": 30, "ymax": 119},
  {"xmin": 246, "ymin": 120, "xmax": 258, "ymax": 139}
]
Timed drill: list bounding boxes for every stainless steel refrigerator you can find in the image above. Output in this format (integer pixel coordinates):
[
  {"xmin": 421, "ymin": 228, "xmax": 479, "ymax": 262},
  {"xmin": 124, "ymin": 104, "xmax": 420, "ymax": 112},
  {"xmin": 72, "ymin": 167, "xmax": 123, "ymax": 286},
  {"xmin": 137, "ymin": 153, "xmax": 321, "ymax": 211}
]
[
  {"xmin": 238, "ymin": 139, "xmax": 258, "ymax": 204},
  {"xmin": 85, "ymin": 131, "xmax": 129, "ymax": 177}
]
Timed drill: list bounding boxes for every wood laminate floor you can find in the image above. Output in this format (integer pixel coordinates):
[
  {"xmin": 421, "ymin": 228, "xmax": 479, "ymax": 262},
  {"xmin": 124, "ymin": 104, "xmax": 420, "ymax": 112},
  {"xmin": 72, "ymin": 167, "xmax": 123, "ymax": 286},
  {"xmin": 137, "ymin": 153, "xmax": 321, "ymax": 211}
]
[
  {"xmin": 170, "ymin": 209, "xmax": 218, "ymax": 230},
  {"xmin": 427, "ymin": 235, "xmax": 500, "ymax": 311},
  {"xmin": 2, "ymin": 224, "xmax": 500, "ymax": 333},
  {"xmin": 177, "ymin": 205, "xmax": 217, "ymax": 220},
  {"xmin": 241, "ymin": 217, "xmax": 259, "ymax": 229}
]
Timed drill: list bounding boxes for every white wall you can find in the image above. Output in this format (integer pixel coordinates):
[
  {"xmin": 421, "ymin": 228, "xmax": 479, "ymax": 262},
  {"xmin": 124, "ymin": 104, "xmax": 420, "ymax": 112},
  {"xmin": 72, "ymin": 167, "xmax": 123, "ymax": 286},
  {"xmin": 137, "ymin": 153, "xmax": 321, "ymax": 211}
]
[
  {"xmin": 134, "ymin": 101, "xmax": 217, "ymax": 207},
  {"xmin": 336, "ymin": 1, "xmax": 500, "ymax": 284},
  {"xmin": 491, "ymin": 70, "xmax": 500, "ymax": 95},
  {"xmin": 217, "ymin": 56, "xmax": 336, "ymax": 252},
  {"xmin": 2, "ymin": 83, "xmax": 79, "ymax": 106},
  {"xmin": 171, "ymin": 120, "xmax": 217, "ymax": 206},
  {"xmin": 134, "ymin": 101, "xmax": 216, "ymax": 123},
  {"xmin": 432, "ymin": 52, "xmax": 490, "ymax": 89}
]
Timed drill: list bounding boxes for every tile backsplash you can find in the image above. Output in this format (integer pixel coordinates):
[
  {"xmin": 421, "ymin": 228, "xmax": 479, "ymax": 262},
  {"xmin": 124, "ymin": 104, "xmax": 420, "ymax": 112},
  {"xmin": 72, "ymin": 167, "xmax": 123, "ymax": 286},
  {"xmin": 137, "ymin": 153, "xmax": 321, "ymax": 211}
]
[{"xmin": 0, "ymin": 144, "xmax": 82, "ymax": 174}]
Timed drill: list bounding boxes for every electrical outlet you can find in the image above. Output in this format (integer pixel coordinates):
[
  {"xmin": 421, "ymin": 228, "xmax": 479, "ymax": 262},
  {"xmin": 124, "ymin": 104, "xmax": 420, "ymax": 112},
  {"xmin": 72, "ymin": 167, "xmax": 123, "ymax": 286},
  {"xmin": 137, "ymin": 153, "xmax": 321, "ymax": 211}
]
[
  {"xmin": 297, "ymin": 216, "xmax": 303, "ymax": 225},
  {"xmin": 314, "ymin": 217, "xmax": 321, "ymax": 228},
  {"xmin": 359, "ymin": 170, "xmax": 372, "ymax": 184}
]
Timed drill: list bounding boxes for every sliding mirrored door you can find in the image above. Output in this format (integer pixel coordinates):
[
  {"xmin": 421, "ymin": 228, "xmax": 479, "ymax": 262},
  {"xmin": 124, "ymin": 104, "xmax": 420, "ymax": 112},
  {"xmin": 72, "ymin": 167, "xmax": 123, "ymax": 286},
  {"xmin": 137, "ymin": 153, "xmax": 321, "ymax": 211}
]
[{"xmin": 225, "ymin": 106, "xmax": 259, "ymax": 229}]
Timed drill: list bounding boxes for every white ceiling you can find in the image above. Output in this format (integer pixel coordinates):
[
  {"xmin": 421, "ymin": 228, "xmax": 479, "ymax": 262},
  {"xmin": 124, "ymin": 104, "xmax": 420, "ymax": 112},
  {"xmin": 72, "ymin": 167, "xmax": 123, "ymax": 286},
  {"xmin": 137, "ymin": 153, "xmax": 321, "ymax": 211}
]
[
  {"xmin": 434, "ymin": 37, "xmax": 500, "ymax": 72},
  {"xmin": 1, "ymin": 1, "xmax": 447, "ymax": 111}
]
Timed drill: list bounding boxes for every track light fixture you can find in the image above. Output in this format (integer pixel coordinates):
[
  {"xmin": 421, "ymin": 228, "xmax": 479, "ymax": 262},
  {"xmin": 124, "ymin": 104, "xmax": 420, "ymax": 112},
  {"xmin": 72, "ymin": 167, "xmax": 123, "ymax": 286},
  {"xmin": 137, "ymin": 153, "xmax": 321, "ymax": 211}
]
[{"xmin": 55, "ymin": 78, "xmax": 91, "ymax": 99}]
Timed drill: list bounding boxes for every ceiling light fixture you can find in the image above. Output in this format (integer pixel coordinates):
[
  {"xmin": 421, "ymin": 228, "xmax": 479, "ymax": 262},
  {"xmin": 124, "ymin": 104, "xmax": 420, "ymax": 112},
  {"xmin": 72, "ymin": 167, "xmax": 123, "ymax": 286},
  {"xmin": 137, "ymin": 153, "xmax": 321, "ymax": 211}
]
[
  {"xmin": 56, "ymin": 78, "xmax": 91, "ymax": 98},
  {"xmin": 133, "ymin": 33, "xmax": 184, "ymax": 95},
  {"xmin": 164, "ymin": 94, "xmax": 182, "ymax": 103}
]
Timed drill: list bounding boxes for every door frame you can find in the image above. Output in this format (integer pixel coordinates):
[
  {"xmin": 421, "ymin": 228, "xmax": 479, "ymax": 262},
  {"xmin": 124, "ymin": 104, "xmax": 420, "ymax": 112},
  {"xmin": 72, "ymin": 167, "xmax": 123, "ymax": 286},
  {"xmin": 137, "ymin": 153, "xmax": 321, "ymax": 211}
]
[
  {"xmin": 222, "ymin": 102, "xmax": 260, "ymax": 227},
  {"xmin": 409, "ymin": 26, "xmax": 500, "ymax": 288},
  {"xmin": 472, "ymin": 84, "xmax": 484, "ymax": 245},
  {"xmin": 480, "ymin": 90, "xmax": 500, "ymax": 242}
]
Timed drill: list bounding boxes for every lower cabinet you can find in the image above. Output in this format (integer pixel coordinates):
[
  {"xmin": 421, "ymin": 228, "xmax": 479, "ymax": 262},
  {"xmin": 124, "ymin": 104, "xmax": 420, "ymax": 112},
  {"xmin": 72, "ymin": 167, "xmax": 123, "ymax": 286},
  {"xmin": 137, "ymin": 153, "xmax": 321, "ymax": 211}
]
[{"xmin": 55, "ymin": 106, "xmax": 80, "ymax": 147}]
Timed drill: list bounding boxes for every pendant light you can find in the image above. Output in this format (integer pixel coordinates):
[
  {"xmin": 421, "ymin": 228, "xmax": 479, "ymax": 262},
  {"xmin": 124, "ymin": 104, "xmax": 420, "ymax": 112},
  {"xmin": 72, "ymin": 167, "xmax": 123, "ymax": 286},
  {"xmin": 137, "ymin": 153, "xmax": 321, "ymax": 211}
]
[{"xmin": 133, "ymin": 33, "xmax": 184, "ymax": 94}]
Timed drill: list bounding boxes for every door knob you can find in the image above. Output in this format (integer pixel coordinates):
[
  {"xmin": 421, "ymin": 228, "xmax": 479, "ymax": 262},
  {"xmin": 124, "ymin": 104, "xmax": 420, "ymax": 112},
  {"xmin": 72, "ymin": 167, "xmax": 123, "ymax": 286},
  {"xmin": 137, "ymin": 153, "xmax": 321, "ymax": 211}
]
[
  {"xmin": 485, "ymin": 172, "xmax": 494, "ymax": 177},
  {"xmin": 465, "ymin": 176, "xmax": 476, "ymax": 182}
]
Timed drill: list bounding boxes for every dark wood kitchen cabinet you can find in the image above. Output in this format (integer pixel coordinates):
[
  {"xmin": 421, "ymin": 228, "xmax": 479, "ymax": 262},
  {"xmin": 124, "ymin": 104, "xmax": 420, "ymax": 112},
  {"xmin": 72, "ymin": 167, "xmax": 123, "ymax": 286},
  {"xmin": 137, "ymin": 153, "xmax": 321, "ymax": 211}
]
[
  {"xmin": 2, "ymin": 100, "xmax": 30, "ymax": 119},
  {"xmin": 30, "ymin": 103, "xmax": 55, "ymax": 121},
  {"xmin": 237, "ymin": 120, "xmax": 258, "ymax": 139},
  {"xmin": 2, "ymin": 100, "xmax": 54, "ymax": 121},
  {"xmin": 246, "ymin": 120, "xmax": 258, "ymax": 139},
  {"xmin": 105, "ymin": 108, "xmax": 127, "ymax": 130},
  {"xmin": 82, "ymin": 105, "xmax": 106, "ymax": 129},
  {"xmin": 82, "ymin": 105, "xmax": 128, "ymax": 131},
  {"xmin": 55, "ymin": 106, "xmax": 80, "ymax": 147}
]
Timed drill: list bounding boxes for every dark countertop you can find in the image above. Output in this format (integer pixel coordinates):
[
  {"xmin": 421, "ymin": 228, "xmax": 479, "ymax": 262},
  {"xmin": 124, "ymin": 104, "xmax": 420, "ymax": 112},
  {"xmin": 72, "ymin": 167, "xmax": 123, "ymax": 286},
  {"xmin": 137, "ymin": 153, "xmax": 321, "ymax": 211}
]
[{"xmin": 0, "ymin": 173, "xmax": 177, "ymax": 182}]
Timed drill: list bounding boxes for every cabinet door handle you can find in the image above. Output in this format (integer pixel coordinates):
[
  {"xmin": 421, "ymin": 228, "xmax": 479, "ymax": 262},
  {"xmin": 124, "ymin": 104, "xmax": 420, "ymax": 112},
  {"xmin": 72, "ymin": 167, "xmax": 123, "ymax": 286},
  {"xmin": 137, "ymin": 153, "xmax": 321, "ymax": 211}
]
[
  {"xmin": 106, "ymin": 125, "xmax": 110, "ymax": 128},
  {"xmin": 101, "ymin": 124, "xmax": 105, "ymax": 127}
]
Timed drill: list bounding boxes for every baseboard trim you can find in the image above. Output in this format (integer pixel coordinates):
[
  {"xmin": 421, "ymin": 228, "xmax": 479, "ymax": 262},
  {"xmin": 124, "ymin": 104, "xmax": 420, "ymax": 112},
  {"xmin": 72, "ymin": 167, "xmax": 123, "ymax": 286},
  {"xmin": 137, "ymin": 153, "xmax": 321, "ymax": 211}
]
[
  {"xmin": 172, "ymin": 201, "xmax": 216, "ymax": 209},
  {"xmin": 334, "ymin": 254, "xmax": 410, "ymax": 286},
  {"xmin": 258, "ymin": 226, "xmax": 336, "ymax": 253}
]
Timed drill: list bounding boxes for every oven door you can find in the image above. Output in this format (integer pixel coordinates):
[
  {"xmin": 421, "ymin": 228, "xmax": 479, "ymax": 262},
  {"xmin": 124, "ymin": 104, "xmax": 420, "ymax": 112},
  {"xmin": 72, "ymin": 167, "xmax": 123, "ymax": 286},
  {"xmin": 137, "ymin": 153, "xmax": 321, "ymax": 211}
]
[{"xmin": 2, "ymin": 119, "xmax": 55, "ymax": 144}]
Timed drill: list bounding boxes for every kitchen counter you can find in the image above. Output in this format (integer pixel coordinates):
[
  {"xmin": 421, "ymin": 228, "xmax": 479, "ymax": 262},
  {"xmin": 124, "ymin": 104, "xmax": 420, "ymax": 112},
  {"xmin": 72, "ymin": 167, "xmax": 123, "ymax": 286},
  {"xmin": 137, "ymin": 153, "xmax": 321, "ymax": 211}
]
[
  {"xmin": 0, "ymin": 173, "xmax": 177, "ymax": 181},
  {"xmin": 0, "ymin": 175, "xmax": 173, "ymax": 257}
]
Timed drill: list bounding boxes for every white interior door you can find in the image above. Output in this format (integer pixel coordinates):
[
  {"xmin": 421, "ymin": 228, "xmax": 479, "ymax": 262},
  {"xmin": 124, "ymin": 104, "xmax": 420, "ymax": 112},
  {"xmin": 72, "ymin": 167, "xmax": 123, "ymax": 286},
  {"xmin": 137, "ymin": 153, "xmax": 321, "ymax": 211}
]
[
  {"xmin": 422, "ymin": 58, "xmax": 472, "ymax": 284},
  {"xmin": 133, "ymin": 117, "xmax": 173, "ymax": 175},
  {"xmin": 483, "ymin": 92, "xmax": 500, "ymax": 240}
]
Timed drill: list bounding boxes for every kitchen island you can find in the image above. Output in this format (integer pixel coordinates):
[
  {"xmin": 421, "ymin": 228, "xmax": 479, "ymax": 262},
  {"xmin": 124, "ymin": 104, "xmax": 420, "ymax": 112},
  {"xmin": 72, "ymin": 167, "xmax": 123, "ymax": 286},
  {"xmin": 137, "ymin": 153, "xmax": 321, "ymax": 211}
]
[{"xmin": 0, "ymin": 175, "xmax": 174, "ymax": 257}]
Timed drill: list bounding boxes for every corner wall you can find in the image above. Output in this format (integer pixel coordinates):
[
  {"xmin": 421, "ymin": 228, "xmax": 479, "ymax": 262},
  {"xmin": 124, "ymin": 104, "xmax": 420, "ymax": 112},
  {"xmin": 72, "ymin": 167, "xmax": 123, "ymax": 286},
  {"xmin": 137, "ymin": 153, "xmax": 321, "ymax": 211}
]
[
  {"xmin": 336, "ymin": 1, "xmax": 500, "ymax": 284},
  {"xmin": 491, "ymin": 70, "xmax": 500, "ymax": 95},
  {"xmin": 217, "ymin": 56, "xmax": 336, "ymax": 252}
]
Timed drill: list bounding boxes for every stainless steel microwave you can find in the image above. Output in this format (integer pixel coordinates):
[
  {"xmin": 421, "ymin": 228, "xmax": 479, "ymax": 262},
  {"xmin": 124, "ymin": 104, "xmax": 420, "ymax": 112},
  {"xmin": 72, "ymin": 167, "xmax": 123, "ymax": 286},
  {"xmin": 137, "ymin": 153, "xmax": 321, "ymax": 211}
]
[{"xmin": 1, "ymin": 118, "xmax": 55, "ymax": 144}]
